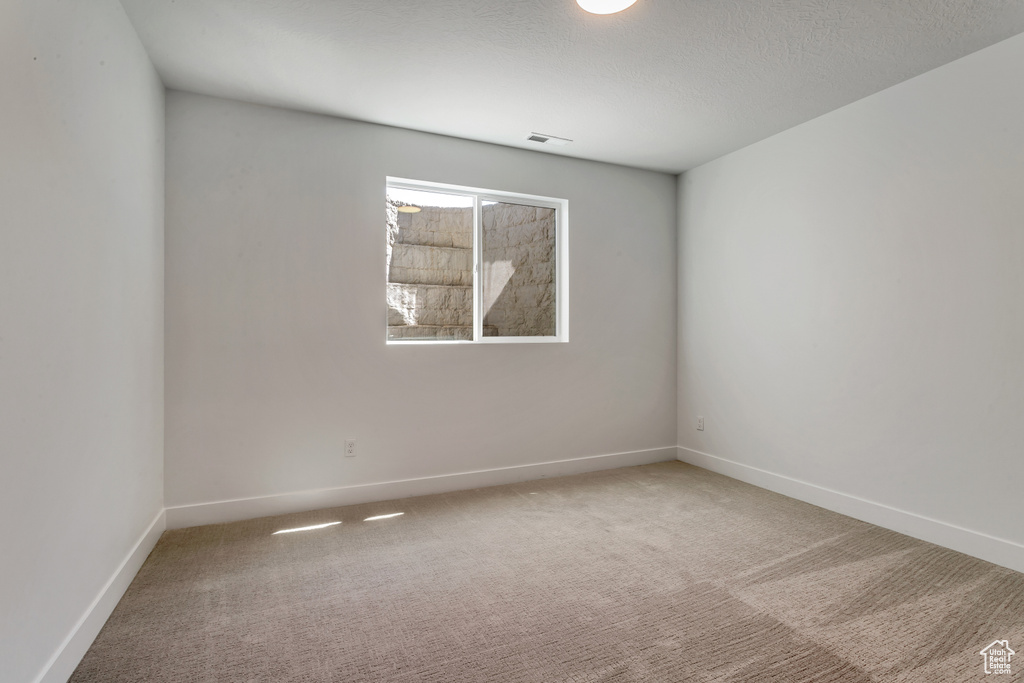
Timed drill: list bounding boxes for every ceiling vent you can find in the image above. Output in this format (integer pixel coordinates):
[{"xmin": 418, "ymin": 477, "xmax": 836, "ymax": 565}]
[{"xmin": 527, "ymin": 133, "xmax": 572, "ymax": 146}]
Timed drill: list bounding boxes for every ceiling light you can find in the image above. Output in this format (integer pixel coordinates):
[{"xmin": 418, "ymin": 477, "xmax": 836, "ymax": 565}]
[
  {"xmin": 397, "ymin": 205, "xmax": 421, "ymax": 213},
  {"xmin": 577, "ymin": 0, "xmax": 638, "ymax": 14}
]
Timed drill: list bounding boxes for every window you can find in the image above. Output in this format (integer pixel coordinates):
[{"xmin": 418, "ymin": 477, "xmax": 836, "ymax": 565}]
[{"xmin": 386, "ymin": 178, "xmax": 568, "ymax": 343}]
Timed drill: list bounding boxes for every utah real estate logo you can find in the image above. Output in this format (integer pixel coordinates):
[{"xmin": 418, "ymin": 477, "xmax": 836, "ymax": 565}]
[{"xmin": 979, "ymin": 640, "xmax": 1014, "ymax": 675}]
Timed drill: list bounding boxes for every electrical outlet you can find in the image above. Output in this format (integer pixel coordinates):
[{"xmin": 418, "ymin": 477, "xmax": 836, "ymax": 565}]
[
  {"xmin": 697, "ymin": 416, "xmax": 704, "ymax": 431},
  {"xmin": 344, "ymin": 440, "xmax": 356, "ymax": 457}
]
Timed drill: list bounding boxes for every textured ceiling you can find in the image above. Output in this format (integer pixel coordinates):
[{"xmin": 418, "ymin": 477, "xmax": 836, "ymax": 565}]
[{"xmin": 120, "ymin": 0, "xmax": 1024, "ymax": 173}]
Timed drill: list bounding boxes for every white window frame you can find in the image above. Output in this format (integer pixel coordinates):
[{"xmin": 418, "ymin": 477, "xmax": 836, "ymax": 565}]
[{"xmin": 387, "ymin": 177, "xmax": 569, "ymax": 344}]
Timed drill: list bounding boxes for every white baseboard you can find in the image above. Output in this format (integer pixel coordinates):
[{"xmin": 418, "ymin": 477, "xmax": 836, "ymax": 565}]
[
  {"xmin": 34, "ymin": 509, "xmax": 166, "ymax": 683},
  {"xmin": 677, "ymin": 446, "xmax": 1024, "ymax": 574},
  {"xmin": 166, "ymin": 446, "xmax": 678, "ymax": 530}
]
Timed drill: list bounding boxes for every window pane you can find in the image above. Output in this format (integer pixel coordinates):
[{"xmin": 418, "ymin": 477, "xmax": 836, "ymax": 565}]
[
  {"xmin": 387, "ymin": 188, "xmax": 474, "ymax": 341},
  {"xmin": 481, "ymin": 201, "xmax": 557, "ymax": 337}
]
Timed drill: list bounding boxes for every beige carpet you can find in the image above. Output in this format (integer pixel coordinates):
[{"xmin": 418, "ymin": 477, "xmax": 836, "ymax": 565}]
[{"xmin": 71, "ymin": 462, "xmax": 1024, "ymax": 682}]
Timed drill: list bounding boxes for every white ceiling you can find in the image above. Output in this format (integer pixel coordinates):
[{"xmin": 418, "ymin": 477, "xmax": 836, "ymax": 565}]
[{"xmin": 120, "ymin": 0, "xmax": 1024, "ymax": 173}]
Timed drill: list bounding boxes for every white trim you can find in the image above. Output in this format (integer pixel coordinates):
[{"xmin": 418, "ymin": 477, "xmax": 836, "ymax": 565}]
[
  {"xmin": 472, "ymin": 192, "xmax": 482, "ymax": 342},
  {"xmin": 166, "ymin": 446, "xmax": 677, "ymax": 530},
  {"xmin": 676, "ymin": 446, "xmax": 1024, "ymax": 574},
  {"xmin": 34, "ymin": 509, "xmax": 166, "ymax": 683},
  {"xmin": 559, "ymin": 200, "xmax": 569, "ymax": 341},
  {"xmin": 386, "ymin": 177, "xmax": 563, "ymax": 207}
]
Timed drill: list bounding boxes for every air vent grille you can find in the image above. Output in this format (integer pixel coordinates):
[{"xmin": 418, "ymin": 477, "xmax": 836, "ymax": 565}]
[{"xmin": 527, "ymin": 132, "xmax": 572, "ymax": 146}]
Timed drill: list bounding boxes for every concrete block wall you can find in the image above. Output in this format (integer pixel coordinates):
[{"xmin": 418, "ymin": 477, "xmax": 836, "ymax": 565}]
[
  {"xmin": 395, "ymin": 205, "xmax": 474, "ymax": 249},
  {"xmin": 386, "ymin": 200, "xmax": 556, "ymax": 339},
  {"xmin": 482, "ymin": 203, "xmax": 557, "ymax": 337},
  {"xmin": 386, "ymin": 204, "xmax": 474, "ymax": 340},
  {"xmin": 389, "ymin": 244, "xmax": 473, "ymax": 287}
]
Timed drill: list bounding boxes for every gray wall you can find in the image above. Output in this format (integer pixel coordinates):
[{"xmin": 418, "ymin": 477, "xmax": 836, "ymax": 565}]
[
  {"xmin": 0, "ymin": 2, "xmax": 165, "ymax": 681},
  {"xmin": 165, "ymin": 91, "xmax": 677, "ymax": 508},
  {"xmin": 678, "ymin": 32, "xmax": 1024, "ymax": 561}
]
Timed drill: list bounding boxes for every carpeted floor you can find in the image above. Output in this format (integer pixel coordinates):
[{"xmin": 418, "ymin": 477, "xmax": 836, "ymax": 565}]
[{"xmin": 70, "ymin": 462, "xmax": 1023, "ymax": 682}]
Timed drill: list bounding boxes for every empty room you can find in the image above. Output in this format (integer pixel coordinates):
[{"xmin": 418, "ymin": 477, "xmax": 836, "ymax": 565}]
[{"xmin": 3, "ymin": 0, "xmax": 1023, "ymax": 681}]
